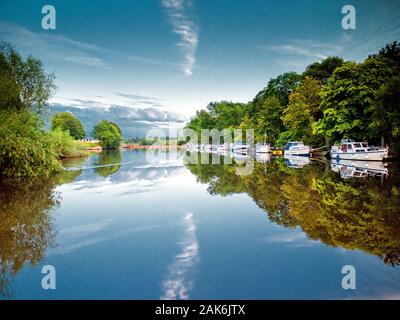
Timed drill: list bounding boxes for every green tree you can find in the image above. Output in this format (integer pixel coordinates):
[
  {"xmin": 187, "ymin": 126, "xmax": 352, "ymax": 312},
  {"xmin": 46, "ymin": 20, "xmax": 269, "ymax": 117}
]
[
  {"xmin": 370, "ymin": 41, "xmax": 400, "ymax": 69},
  {"xmin": 92, "ymin": 120, "xmax": 122, "ymax": 149},
  {"xmin": 0, "ymin": 42, "xmax": 60, "ymax": 178},
  {"xmin": 281, "ymin": 77, "xmax": 323, "ymax": 145},
  {"xmin": 51, "ymin": 112, "xmax": 86, "ymax": 139},
  {"xmin": 314, "ymin": 58, "xmax": 396, "ymax": 143},
  {"xmin": 303, "ymin": 57, "xmax": 344, "ymax": 84},
  {"xmin": 253, "ymin": 72, "xmax": 302, "ymax": 108},
  {"xmin": 0, "ymin": 41, "xmax": 55, "ymax": 114},
  {"xmin": 255, "ymin": 96, "xmax": 284, "ymax": 144}
]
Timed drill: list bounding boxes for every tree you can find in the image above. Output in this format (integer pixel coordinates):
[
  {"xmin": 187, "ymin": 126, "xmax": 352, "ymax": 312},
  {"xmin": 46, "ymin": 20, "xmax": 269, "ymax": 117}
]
[
  {"xmin": 303, "ymin": 57, "xmax": 344, "ymax": 84},
  {"xmin": 314, "ymin": 58, "xmax": 396, "ymax": 143},
  {"xmin": 0, "ymin": 41, "xmax": 60, "ymax": 178},
  {"xmin": 255, "ymin": 96, "xmax": 284, "ymax": 144},
  {"xmin": 0, "ymin": 41, "xmax": 55, "ymax": 114},
  {"xmin": 281, "ymin": 77, "xmax": 323, "ymax": 145},
  {"xmin": 92, "ymin": 120, "xmax": 122, "ymax": 149},
  {"xmin": 51, "ymin": 112, "xmax": 86, "ymax": 139},
  {"xmin": 372, "ymin": 75, "xmax": 400, "ymax": 149},
  {"xmin": 370, "ymin": 41, "xmax": 400, "ymax": 69},
  {"xmin": 254, "ymin": 72, "xmax": 302, "ymax": 108}
]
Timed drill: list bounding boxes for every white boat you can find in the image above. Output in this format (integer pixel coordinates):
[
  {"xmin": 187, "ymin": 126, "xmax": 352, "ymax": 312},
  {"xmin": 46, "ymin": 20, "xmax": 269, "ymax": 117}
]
[
  {"xmin": 284, "ymin": 141, "xmax": 311, "ymax": 156},
  {"xmin": 330, "ymin": 139, "xmax": 388, "ymax": 161},
  {"xmin": 284, "ymin": 155, "xmax": 311, "ymax": 168},
  {"xmin": 255, "ymin": 143, "xmax": 271, "ymax": 153}
]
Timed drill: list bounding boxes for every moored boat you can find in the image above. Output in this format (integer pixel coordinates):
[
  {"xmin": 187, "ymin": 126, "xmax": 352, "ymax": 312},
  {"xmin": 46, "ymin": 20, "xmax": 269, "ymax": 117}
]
[
  {"xmin": 284, "ymin": 141, "xmax": 311, "ymax": 156},
  {"xmin": 330, "ymin": 139, "xmax": 388, "ymax": 161}
]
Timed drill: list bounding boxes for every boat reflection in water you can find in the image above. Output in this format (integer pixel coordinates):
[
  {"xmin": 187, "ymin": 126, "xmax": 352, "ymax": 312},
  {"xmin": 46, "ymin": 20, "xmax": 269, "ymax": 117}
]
[
  {"xmin": 284, "ymin": 155, "xmax": 311, "ymax": 168},
  {"xmin": 331, "ymin": 159, "xmax": 389, "ymax": 178},
  {"xmin": 255, "ymin": 152, "xmax": 271, "ymax": 163}
]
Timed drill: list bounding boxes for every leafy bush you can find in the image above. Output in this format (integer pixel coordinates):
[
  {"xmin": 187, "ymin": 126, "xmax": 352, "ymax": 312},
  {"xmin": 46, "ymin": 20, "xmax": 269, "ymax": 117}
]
[
  {"xmin": 0, "ymin": 110, "xmax": 62, "ymax": 178},
  {"xmin": 49, "ymin": 128, "xmax": 85, "ymax": 158}
]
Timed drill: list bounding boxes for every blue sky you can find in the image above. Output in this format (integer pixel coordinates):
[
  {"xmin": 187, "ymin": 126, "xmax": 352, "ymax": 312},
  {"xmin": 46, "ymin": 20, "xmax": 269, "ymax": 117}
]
[{"xmin": 1, "ymin": 0, "xmax": 399, "ymax": 130}]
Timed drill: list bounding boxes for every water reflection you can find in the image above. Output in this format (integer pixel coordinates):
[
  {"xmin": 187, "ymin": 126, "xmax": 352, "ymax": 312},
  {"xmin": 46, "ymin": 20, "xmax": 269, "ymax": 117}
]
[
  {"xmin": 331, "ymin": 159, "xmax": 389, "ymax": 178},
  {"xmin": 186, "ymin": 157, "xmax": 400, "ymax": 266},
  {"xmin": 93, "ymin": 151, "xmax": 122, "ymax": 177},
  {"xmin": 0, "ymin": 177, "xmax": 60, "ymax": 298}
]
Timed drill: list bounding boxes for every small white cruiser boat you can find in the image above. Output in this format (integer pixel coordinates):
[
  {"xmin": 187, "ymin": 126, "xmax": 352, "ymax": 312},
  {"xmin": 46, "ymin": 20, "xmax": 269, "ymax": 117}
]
[
  {"xmin": 256, "ymin": 143, "xmax": 271, "ymax": 153},
  {"xmin": 284, "ymin": 141, "xmax": 311, "ymax": 156},
  {"xmin": 330, "ymin": 139, "xmax": 388, "ymax": 161}
]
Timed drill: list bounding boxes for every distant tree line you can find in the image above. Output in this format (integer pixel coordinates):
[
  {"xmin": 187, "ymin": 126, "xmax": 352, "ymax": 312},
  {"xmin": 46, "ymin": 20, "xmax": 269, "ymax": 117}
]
[{"xmin": 186, "ymin": 42, "xmax": 400, "ymax": 151}]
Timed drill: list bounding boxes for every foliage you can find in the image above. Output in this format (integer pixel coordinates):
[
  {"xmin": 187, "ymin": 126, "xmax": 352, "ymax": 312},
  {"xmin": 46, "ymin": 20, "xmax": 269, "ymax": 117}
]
[
  {"xmin": 253, "ymin": 72, "xmax": 302, "ymax": 107},
  {"xmin": 314, "ymin": 58, "xmax": 397, "ymax": 144},
  {"xmin": 0, "ymin": 41, "xmax": 61, "ymax": 178},
  {"xmin": 49, "ymin": 127, "xmax": 87, "ymax": 158},
  {"xmin": 303, "ymin": 56, "xmax": 344, "ymax": 84},
  {"xmin": 0, "ymin": 109, "xmax": 62, "ymax": 178},
  {"xmin": 0, "ymin": 40, "xmax": 55, "ymax": 115},
  {"xmin": 281, "ymin": 77, "xmax": 323, "ymax": 145},
  {"xmin": 51, "ymin": 112, "xmax": 86, "ymax": 139},
  {"xmin": 92, "ymin": 120, "xmax": 123, "ymax": 149}
]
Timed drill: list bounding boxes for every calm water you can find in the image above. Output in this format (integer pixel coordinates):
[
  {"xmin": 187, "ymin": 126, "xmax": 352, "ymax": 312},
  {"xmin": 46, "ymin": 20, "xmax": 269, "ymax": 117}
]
[{"xmin": 1, "ymin": 150, "xmax": 400, "ymax": 300}]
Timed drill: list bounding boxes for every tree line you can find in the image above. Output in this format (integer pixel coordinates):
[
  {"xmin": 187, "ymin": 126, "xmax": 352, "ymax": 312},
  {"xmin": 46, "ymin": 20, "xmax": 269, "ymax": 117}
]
[{"xmin": 186, "ymin": 42, "xmax": 400, "ymax": 151}]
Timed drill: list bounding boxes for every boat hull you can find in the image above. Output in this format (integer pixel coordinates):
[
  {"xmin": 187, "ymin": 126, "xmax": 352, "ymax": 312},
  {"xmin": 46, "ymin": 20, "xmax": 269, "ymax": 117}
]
[
  {"xmin": 331, "ymin": 151, "xmax": 385, "ymax": 161},
  {"xmin": 284, "ymin": 150, "xmax": 310, "ymax": 156}
]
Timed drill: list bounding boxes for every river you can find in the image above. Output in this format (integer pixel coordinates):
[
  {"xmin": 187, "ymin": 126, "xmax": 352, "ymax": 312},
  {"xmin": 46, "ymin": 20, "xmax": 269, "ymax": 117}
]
[{"xmin": 1, "ymin": 150, "xmax": 399, "ymax": 299}]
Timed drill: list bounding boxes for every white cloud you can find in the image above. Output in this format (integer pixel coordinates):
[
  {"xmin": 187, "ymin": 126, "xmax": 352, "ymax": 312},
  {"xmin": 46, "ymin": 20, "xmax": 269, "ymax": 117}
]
[
  {"xmin": 0, "ymin": 21, "xmax": 112, "ymax": 70},
  {"xmin": 162, "ymin": 0, "xmax": 199, "ymax": 76},
  {"xmin": 263, "ymin": 39, "xmax": 343, "ymax": 61}
]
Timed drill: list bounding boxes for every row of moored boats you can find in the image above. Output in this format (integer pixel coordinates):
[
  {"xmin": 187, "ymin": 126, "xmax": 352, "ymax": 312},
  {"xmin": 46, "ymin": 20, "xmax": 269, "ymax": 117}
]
[{"xmin": 186, "ymin": 139, "xmax": 389, "ymax": 161}]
